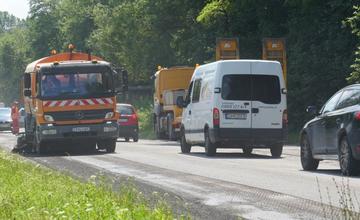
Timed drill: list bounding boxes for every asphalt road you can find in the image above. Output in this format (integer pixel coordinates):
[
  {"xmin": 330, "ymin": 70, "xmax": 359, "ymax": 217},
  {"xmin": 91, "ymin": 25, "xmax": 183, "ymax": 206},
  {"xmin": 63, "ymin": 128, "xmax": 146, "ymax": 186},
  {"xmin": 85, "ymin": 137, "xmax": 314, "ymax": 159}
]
[{"xmin": 1, "ymin": 131, "xmax": 359, "ymax": 220}]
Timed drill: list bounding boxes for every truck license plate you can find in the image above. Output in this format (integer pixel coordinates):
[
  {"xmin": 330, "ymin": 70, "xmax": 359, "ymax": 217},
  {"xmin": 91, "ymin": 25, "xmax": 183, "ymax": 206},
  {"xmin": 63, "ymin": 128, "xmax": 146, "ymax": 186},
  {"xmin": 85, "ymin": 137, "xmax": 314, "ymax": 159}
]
[
  {"xmin": 225, "ymin": 113, "xmax": 247, "ymax": 120},
  {"xmin": 72, "ymin": 127, "xmax": 90, "ymax": 132}
]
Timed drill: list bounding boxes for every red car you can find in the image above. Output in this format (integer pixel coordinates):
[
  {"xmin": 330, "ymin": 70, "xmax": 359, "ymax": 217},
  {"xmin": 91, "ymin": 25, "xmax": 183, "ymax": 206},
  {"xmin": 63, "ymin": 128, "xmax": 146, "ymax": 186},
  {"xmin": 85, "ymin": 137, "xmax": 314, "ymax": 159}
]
[{"xmin": 116, "ymin": 103, "xmax": 139, "ymax": 142}]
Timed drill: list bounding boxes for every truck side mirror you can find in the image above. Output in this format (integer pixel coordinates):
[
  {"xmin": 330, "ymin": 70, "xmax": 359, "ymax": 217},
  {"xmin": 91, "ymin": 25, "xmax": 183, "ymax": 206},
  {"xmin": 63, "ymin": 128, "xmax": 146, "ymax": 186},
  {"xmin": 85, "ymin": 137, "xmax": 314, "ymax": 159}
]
[{"xmin": 23, "ymin": 73, "xmax": 31, "ymax": 97}]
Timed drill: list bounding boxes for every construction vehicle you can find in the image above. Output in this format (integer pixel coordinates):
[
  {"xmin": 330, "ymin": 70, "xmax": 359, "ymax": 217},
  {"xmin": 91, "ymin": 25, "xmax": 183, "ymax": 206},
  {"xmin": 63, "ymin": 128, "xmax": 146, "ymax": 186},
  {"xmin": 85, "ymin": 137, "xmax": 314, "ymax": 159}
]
[
  {"xmin": 153, "ymin": 66, "xmax": 194, "ymax": 140},
  {"xmin": 21, "ymin": 45, "xmax": 128, "ymax": 154},
  {"xmin": 262, "ymin": 38, "xmax": 287, "ymax": 84},
  {"xmin": 216, "ymin": 38, "xmax": 240, "ymax": 60}
]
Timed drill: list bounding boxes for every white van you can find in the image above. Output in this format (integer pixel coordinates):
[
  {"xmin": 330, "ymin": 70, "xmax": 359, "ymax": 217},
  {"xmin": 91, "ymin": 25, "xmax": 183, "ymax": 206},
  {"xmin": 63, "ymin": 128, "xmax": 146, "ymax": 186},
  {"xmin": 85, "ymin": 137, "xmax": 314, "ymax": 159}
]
[{"xmin": 177, "ymin": 60, "xmax": 287, "ymax": 157}]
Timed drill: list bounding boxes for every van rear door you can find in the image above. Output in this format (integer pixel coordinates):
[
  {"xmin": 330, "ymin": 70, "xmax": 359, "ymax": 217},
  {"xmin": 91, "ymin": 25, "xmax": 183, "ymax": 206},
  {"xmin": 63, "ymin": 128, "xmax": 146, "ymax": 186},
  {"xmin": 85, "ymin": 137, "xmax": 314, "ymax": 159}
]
[
  {"xmin": 219, "ymin": 62, "xmax": 252, "ymax": 133},
  {"xmin": 251, "ymin": 62, "xmax": 284, "ymax": 130}
]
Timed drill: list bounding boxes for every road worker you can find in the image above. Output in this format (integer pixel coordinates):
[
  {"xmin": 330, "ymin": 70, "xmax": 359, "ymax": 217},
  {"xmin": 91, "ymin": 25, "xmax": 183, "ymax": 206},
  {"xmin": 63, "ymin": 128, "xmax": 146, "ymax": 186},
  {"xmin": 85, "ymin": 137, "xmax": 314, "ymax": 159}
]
[{"xmin": 11, "ymin": 101, "xmax": 20, "ymax": 135}]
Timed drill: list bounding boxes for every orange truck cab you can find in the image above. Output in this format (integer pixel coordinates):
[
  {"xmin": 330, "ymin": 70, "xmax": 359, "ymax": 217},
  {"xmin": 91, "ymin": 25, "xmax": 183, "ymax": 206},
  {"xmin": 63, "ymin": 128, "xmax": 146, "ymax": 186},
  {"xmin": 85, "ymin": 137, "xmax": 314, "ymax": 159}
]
[{"xmin": 22, "ymin": 49, "xmax": 127, "ymax": 154}]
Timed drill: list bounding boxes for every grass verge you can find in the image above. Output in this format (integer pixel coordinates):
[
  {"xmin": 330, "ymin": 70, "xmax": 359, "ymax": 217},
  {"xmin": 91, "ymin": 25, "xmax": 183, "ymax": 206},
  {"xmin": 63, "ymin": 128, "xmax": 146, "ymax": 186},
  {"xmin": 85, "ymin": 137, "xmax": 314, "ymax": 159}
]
[{"xmin": 0, "ymin": 151, "xmax": 179, "ymax": 219}]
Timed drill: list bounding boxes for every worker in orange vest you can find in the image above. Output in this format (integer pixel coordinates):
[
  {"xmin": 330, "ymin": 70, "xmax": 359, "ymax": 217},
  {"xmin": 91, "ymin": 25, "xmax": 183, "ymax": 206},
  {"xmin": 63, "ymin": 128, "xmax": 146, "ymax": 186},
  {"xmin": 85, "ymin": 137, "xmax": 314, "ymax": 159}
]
[{"xmin": 11, "ymin": 101, "xmax": 20, "ymax": 135}]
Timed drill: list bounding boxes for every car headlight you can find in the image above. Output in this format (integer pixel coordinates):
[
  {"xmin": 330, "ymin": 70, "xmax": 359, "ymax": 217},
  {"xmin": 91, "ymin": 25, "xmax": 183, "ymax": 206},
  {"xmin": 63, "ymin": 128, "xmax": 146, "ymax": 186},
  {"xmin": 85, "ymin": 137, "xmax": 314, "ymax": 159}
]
[
  {"xmin": 44, "ymin": 115, "xmax": 54, "ymax": 122},
  {"xmin": 105, "ymin": 112, "xmax": 114, "ymax": 119}
]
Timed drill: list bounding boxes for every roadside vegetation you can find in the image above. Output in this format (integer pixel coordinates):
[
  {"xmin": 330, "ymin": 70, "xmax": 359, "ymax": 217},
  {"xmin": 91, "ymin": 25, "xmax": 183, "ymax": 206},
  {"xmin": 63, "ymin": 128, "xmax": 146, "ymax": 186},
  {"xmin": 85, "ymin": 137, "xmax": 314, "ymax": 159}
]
[
  {"xmin": 0, "ymin": 151, "xmax": 180, "ymax": 219},
  {"xmin": 132, "ymin": 97, "xmax": 156, "ymax": 139},
  {"xmin": 317, "ymin": 177, "xmax": 360, "ymax": 220},
  {"xmin": 0, "ymin": 1, "xmax": 360, "ymax": 137}
]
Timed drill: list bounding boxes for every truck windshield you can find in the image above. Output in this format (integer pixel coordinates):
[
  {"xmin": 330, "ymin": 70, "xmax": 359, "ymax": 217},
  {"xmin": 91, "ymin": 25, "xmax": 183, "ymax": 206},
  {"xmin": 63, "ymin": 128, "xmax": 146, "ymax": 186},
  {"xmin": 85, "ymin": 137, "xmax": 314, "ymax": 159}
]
[{"xmin": 40, "ymin": 72, "xmax": 113, "ymax": 99}]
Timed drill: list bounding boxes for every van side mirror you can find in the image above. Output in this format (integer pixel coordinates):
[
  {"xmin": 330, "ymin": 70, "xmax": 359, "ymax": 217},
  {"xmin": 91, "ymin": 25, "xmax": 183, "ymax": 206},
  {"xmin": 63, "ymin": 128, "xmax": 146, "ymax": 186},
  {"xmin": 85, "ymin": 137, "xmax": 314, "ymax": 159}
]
[
  {"xmin": 176, "ymin": 96, "xmax": 187, "ymax": 108},
  {"xmin": 306, "ymin": 106, "xmax": 317, "ymax": 116}
]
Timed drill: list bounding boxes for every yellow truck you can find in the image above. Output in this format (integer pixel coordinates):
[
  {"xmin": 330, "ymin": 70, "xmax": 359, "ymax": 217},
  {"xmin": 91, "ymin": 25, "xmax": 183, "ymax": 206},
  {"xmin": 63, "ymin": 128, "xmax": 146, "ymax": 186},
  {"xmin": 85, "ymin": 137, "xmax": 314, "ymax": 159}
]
[
  {"xmin": 216, "ymin": 38, "xmax": 240, "ymax": 60},
  {"xmin": 153, "ymin": 66, "xmax": 194, "ymax": 140},
  {"xmin": 21, "ymin": 45, "xmax": 127, "ymax": 154},
  {"xmin": 262, "ymin": 38, "xmax": 287, "ymax": 84}
]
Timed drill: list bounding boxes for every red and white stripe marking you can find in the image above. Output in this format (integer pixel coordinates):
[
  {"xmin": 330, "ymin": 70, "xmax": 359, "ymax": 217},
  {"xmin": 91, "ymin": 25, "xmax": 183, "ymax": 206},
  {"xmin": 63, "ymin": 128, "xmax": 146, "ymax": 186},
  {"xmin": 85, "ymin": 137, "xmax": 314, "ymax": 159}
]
[{"xmin": 43, "ymin": 98, "xmax": 114, "ymax": 107}]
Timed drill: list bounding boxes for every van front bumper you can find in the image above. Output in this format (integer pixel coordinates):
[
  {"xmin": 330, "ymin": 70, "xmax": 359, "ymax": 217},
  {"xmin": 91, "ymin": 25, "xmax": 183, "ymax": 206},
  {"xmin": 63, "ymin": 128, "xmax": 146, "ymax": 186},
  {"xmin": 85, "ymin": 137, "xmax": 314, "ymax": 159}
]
[
  {"xmin": 38, "ymin": 121, "xmax": 119, "ymax": 142},
  {"xmin": 209, "ymin": 127, "xmax": 287, "ymax": 147}
]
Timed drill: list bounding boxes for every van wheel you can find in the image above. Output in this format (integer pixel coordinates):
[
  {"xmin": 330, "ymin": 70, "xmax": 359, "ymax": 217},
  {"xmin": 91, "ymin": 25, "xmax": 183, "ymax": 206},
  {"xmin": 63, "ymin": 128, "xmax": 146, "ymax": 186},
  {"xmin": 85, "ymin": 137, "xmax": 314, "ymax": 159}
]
[
  {"xmin": 300, "ymin": 134, "xmax": 319, "ymax": 171},
  {"xmin": 205, "ymin": 130, "xmax": 216, "ymax": 156},
  {"xmin": 243, "ymin": 147, "xmax": 253, "ymax": 156},
  {"xmin": 339, "ymin": 136, "xmax": 360, "ymax": 176},
  {"xmin": 270, "ymin": 144, "xmax": 283, "ymax": 158},
  {"xmin": 180, "ymin": 128, "xmax": 191, "ymax": 153}
]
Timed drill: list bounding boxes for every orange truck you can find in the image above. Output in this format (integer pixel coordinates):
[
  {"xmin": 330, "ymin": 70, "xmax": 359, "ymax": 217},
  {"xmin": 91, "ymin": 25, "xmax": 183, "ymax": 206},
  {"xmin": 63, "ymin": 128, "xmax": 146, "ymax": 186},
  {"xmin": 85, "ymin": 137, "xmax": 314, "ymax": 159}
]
[
  {"xmin": 22, "ymin": 45, "xmax": 127, "ymax": 153},
  {"xmin": 153, "ymin": 66, "xmax": 194, "ymax": 140}
]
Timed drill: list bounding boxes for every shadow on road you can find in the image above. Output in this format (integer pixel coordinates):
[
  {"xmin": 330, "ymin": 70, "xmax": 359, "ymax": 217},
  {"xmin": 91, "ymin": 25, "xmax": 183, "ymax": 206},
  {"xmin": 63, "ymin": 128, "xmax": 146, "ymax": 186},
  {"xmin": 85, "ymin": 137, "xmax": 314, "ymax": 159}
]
[
  {"xmin": 18, "ymin": 149, "xmax": 110, "ymax": 158},
  {"xmin": 182, "ymin": 152, "xmax": 281, "ymax": 159},
  {"xmin": 301, "ymin": 169, "xmax": 360, "ymax": 179}
]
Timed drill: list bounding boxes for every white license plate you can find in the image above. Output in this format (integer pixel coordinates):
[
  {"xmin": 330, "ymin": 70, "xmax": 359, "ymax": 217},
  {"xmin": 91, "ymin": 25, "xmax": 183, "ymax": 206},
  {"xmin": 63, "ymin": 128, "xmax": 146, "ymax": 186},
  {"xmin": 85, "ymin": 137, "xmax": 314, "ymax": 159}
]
[
  {"xmin": 72, "ymin": 127, "xmax": 90, "ymax": 132},
  {"xmin": 119, "ymin": 118, "xmax": 128, "ymax": 122},
  {"xmin": 226, "ymin": 113, "xmax": 247, "ymax": 120}
]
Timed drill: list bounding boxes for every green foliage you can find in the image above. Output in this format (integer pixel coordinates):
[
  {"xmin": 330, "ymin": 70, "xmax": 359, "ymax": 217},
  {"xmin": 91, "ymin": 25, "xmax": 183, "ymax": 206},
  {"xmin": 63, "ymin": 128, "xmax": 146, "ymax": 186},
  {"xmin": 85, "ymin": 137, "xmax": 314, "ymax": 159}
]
[
  {"xmin": 0, "ymin": 0, "xmax": 359, "ymax": 131},
  {"xmin": 131, "ymin": 96, "xmax": 156, "ymax": 139},
  {"xmin": 0, "ymin": 151, "xmax": 177, "ymax": 219},
  {"xmin": 345, "ymin": 6, "xmax": 360, "ymax": 83}
]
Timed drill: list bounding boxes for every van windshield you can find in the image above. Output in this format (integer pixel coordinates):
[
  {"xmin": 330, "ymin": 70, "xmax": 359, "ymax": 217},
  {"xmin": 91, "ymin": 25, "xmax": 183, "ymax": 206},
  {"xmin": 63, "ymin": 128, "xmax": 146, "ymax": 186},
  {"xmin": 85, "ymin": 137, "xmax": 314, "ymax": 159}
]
[{"xmin": 221, "ymin": 74, "xmax": 281, "ymax": 104}]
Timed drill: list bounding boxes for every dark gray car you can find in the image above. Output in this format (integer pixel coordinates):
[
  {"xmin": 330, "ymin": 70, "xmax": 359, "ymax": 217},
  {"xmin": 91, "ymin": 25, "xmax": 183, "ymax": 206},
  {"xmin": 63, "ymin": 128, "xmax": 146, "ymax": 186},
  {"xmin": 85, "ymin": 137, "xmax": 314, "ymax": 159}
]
[{"xmin": 300, "ymin": 84, "xmax": 360, "ymax": 176}]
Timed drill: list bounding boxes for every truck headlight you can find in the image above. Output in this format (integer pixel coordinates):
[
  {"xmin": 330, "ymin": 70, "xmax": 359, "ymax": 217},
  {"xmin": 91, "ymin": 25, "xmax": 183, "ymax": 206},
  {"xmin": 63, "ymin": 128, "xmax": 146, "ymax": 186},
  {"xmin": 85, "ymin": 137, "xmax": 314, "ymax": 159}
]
[
  {"xmin": 44, "ymin": 115, "xmax": 54, "ymax": 122},
  {"xmin": 105, "ymin": 112, "xmax": 114, "ymax": 119}
]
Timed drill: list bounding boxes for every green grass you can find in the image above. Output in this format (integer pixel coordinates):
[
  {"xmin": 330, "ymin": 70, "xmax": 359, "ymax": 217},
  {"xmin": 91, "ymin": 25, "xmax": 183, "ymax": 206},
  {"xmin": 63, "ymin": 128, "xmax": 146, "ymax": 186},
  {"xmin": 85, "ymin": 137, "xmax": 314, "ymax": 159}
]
[{"xmin": 0, "ymin": 151, "xmax": 180, "ymax": 219}]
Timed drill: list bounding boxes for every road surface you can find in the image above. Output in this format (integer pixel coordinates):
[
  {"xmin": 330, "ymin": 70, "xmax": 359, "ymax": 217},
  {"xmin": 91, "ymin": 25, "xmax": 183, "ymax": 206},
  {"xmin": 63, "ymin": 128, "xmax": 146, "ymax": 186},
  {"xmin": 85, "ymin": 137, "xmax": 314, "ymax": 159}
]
[{"xmin": 0, "ymin": 132, "xmax": 359, "ymax": 219}]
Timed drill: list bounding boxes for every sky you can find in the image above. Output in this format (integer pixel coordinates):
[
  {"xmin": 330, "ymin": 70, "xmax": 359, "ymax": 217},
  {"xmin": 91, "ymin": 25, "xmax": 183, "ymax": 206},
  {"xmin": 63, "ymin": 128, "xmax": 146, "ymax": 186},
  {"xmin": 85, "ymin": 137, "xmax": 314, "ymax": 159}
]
[{"xmin": 0, "ymin": 0, "xmax": 29, "ymax": 19}]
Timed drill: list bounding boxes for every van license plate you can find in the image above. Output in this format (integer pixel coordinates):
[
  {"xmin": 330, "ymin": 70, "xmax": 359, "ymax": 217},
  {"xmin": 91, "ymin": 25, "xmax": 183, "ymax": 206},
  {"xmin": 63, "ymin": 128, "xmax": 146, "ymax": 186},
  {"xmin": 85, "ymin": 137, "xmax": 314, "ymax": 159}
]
[
  {"xmin": 72, "ymin": 127, "xmax": 90, "ymax": 132},
  {"xmin": 225, "ymin": 113, "xmax": 247, "ymax": 120}
]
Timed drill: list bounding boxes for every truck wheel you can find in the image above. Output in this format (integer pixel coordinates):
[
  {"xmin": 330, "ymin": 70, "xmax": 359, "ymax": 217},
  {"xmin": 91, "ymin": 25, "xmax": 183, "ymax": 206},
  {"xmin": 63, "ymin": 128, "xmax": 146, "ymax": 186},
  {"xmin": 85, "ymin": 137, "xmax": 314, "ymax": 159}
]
[
  {"xmin": 205, "ymin": 129, "xmax": 216, "ymax": 156},
  {"xmin": 97, "ymin": 139, "xmax": 116, "ymax": 153},
  {"xmin": 180, "ymin": 128, "xmax": 191, "ymax": 153},
  {"xmin": 339, "ymin": 136, "xmax": 360, "ymax": 176},
  {"xmin": 300, "ymin": 134, "xmax": 319, "ymax": 171},
  {"xmin": 35, "ymin": 131, "xmax": 47, "ymax": 155},
  {"xmin": 167, "ymin": 113, "xmax": 176, "ymax": 141},
  {"xmin": 155, "ymin": 117, "xmax": 162, "ymax": 139},
  {"xmin": 243, "ymin": 147, "xmax": 253, "ymax": 156},
  {"xmin": 270, "ymin": 144, "xmax": 283, "ymax": 158}
]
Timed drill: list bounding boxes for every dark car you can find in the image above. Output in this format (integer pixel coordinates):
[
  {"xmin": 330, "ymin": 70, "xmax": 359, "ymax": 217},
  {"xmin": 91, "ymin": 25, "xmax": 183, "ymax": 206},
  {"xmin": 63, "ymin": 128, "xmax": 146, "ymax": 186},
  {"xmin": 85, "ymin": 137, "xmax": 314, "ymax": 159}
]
[
  {"xmin": 300, "ymin": 84, "xmax": 360, "ymax": 176},
  {"xmin": 116, "ymin": 103, "xmax": 139, "ymax": 142},
  {"xmin": 0, "ymin": 107, "xmax": 12, "ymax": 131}
]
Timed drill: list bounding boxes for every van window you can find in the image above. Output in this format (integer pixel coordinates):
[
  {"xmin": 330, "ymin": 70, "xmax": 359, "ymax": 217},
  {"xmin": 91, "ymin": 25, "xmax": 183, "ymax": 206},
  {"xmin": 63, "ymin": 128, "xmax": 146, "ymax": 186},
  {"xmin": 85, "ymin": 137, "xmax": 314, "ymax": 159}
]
[
  {"xmin": 222, "ymin": 75, "xmax": 281, "ymax": 104},
  {"xmin": 192, "ymin": 79, "xmax": 202, "ymax": 103}
]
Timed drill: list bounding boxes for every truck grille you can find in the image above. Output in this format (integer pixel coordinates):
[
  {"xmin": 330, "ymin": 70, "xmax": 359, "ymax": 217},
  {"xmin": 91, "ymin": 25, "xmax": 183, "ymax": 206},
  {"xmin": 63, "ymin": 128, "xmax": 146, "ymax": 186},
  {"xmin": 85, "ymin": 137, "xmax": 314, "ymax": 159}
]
[{"xmin": 46, "ymin": 109, "xmax": 112, "ymax": 121}]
